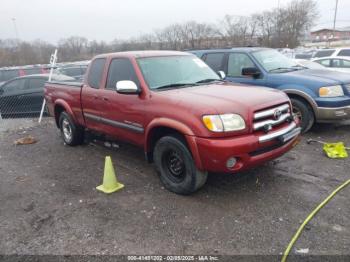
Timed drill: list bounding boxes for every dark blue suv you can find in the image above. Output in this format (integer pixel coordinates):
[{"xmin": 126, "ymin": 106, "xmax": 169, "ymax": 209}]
[{"xmin": 190, "ymin": 48, "xmax": 350, "ymax": 132}]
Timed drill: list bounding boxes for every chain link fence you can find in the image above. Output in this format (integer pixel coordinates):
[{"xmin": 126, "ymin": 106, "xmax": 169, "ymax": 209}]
[{"xmin": 0, "ymin": 76, "xmax": 49, "ymax": 133}]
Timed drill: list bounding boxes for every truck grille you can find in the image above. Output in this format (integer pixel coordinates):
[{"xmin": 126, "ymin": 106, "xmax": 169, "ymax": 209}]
[
  {"xmin": 253, "ymin": 104, "xmax": 291, "ymax": 132},
  {"xmin": 345, "ymin": 84, "xmax": 350, "ymax": 93}
]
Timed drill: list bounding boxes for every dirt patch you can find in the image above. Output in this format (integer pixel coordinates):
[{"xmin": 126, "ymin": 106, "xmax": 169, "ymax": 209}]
[{"xmin": 0, "ymin": 119, "xmax": 349, "ymax": 256}]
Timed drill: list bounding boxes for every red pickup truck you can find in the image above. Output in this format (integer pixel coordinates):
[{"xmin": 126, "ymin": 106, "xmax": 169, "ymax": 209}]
[{"xmin": 45, "ymin": 51, "xmax": 301, "ymax": 194}]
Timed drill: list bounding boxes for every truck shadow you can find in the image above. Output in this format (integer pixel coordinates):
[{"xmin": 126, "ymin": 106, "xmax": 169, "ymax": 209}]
[{"xmin": 82, "ymin": 130, "xmax": 289, "ymax": 197}]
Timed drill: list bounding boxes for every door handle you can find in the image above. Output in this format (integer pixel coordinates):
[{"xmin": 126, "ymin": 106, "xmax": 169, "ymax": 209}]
[
  {"xmin": 93, "ymin": 95, "xmax": 98, "ymax": 100},
  {"xmin": 102, "ymin": 97, "xmax": 109, "ymax": 101}
]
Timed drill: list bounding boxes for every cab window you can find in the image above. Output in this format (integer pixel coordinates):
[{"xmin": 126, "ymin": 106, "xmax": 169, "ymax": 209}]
[
  {"xmin": 87, "ymin": 58, "xmax": 106, "ymax": 89},
  {"xmin": 106, "ymin": 58, "xmax": 139, "ymax": 89}
]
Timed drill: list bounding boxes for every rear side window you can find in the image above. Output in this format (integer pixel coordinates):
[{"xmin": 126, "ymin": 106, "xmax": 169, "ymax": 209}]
[
  {"xmin": 203, "ymin": 53, "xmax": 225, "ymax": 72},
  {"xmin": 27, "ymin": 78, "xmax": 47, "ymax": 90},
  {"xmin": 332, "ymin": 59, "xmax": 350, "ymax": 68},
  {"xmin": 106, "ymin": 58, "xmax": 139, "ymax": 89},
  {"xmin": 337, "ymin": 49, "xmax": 350, "ymax": 56},
  {"xmin": 88, "ymin": 58, "xmax": 106, "ymax": 89},
  {"xmin": 314, "ymin": 50, "xmax": 335, "ymax": 58}
]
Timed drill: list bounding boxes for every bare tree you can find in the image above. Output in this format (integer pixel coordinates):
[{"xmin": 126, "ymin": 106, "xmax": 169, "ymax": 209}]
[{"xmin": 0, "ymin": 0, "xmax": 318, "ymax": 67}]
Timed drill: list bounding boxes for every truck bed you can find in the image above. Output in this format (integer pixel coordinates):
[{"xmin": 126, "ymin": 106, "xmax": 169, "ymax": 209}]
[{"xmin": 44, "ymin": 81, "xmax": 85, "ymax": 126}]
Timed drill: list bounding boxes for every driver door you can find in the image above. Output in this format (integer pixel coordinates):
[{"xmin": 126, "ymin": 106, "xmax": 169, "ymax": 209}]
[{"xmin": 97, "ymin": 57, "xmax": 145, "ymax": 146}]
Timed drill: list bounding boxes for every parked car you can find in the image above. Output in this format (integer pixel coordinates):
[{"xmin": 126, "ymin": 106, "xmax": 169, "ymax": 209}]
[
  {"xmin": 312, "ymin": 47, "xmax": 350, "ymax": 58},
  {"xmin": 22, "ymin": 66, "xmax": 49, "ymax": 75},
  {"xmin": 312, "ymin": 56, "xmax": 350, "ymax": 73},
  {"xmin": 55, "ymin": 64, "xmax": 88, "ymax": 81},
  {"xmin": 0, "ymin": 66, "xmax": 50, "ymax": 86},
  {"xmin": 190, "ymin": 48, "xmax": 350, "ymax": 132},
  {"xmin": 44, "ymin": 51, "xmax": 301, "ymax": 195},
  {"xmin": 295, "ymin": 59, "xmax": 327, "ymax": 70},
  {"xmin": 0, "ymin": 74, "xmax": 74, "ymax": 118}
]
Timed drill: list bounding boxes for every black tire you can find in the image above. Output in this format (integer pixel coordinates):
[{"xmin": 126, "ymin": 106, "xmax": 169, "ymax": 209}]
[
  {"xmin": 153, "ymin": 135, "xmax": 208, "ymax": 195},
  {"xmin": 291, "ymin": 98, "xmax": 314, "ymax": 133},
  {"xmin": 59, "ymin": 111, "xmax": 84, "ymax": 146}
]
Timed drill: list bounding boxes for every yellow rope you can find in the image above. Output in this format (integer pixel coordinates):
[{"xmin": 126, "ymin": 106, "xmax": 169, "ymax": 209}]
[{"xmin": 281, "ymin": 179, "xmax": 350, "ymax": 262}]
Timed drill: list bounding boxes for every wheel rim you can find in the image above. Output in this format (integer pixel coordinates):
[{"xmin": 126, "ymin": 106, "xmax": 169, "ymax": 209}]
[
  {"xmin": 293, "ymin": 106, "xmax": 303, "ymax": 122},
  {"xmin": 62, "ymin": 118, "xmax": 72, "ymax": 142},
  {"xmin": 162, "ymin": 149, "xmax": 186, "ymax": 183}
]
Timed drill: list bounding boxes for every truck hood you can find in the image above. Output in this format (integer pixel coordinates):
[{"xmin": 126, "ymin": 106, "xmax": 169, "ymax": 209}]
[
  {"xmin": 159, "ymin": 82, "xmax": 289, "ymax": 118},
  {"xmin": 272, "ymin": 69, "xmax": 350, "ymax": 87}
]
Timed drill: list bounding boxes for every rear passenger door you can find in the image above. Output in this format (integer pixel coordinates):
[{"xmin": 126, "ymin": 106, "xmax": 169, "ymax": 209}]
[
  {"xmin": 225, "ymin": 52, "xmax": 266, "ymax": 86},
  {"xmin": 81, "ymin": 58, "xmax": 107, "ymax": 132},
  {"xmin": 98, "ymin": 57, "xmax": 145, "ymax": 146}
]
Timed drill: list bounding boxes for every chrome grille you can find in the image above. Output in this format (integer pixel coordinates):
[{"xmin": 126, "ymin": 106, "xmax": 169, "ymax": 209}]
[{"xmin": 253, "ymin": 104, "xmax": 291, "ymax": 131}]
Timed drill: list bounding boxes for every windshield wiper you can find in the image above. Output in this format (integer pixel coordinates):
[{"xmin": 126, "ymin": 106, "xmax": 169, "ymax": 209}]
[
  {"xmin": 195, "ymin": 78, "xmax": 222, "ymax": 84},
  {"xmin": 269, "ymin": 67, "xmax": 298, "ymax": 72},
  {"xmin": 292, "ymin": 65, "xmax": 307, "ymax": 70},
  {"xmin": 154, "ymin": 83, "xmax": 197, "ymax": 90}
]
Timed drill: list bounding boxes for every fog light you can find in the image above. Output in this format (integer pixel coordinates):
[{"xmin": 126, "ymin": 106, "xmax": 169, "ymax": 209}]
[
  {"xmin": 226, "ymin": 157, "xmax": 237, "ymax": 168},
  {"xmin": 335, "ymin": 110, "xmax": 346, "ymax": 117}
]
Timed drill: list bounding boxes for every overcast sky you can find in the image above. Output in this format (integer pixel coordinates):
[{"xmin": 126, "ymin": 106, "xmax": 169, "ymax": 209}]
[{"xmin": 0, "ymin": 0, "xmax": 349, "ymax": 43}]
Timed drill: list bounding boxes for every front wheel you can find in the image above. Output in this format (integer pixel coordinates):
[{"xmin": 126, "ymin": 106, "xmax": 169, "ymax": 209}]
[
  {"xmin": 291, "ymin": 98, "xmax": 315, "ymax": 133},
  {"xmin": 153, "ymin": 135, "xmax": 208, "ymax": 195},
  {"xmin": 59, "ymin": 111, "xmax": 84, "ymax": 146}
]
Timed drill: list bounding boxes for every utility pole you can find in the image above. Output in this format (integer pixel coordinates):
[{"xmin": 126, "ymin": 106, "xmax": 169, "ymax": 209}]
[
  {"xmin": 11, "ymin": 18, "xmax": 19, "ymax": 40},
  {"xmin": 331, "ymin": 0, "xmax": 339, "ymax": 46}
]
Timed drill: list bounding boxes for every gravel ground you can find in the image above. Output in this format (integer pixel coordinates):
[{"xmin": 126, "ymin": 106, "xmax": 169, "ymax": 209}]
[{"xmin": 0, "ymin": 118, "xmax": 349, "ymax": 260}]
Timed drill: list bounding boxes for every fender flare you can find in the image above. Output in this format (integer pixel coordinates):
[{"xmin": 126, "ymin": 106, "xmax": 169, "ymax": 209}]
[
  {"xmin": 145, "ymin": 118, "xmax": 203, "ymax": 170},
  {"xmin": 282, "ymin": 88, "xmax": 319, "ymax": 116},
  {"xmin": 54, "ymin": 99, "xmax": 76, "ymax": 125}
]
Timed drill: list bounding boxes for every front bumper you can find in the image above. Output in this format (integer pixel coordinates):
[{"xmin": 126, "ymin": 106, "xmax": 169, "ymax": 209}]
[
  {"xmin": 194, "ymin": 122, "xmax": 301, "ymax": 173},
  {"xmin": 316, "ymin": 105, "xmax": 350, "ymax": 122}
]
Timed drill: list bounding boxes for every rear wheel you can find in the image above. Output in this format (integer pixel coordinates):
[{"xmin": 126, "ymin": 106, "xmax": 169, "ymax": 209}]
[
  {"xmin": 291, "ymin": 98, "xmax": 314, "ymax": 133},
  {"xmin": 59, "ymin": 111, "xmax": 84, "ymax": 146},
  {"xmin": 153, "ymin": 135, "xmax": 208, "ymax": 195}
]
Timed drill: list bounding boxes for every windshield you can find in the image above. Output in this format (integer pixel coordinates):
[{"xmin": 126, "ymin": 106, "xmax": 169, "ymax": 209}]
[
  {"xmin": 137, "ymin": 55, "xmax": 220, "ymax": 90},
  {"xmin": 252, "ymin": 49, "xmax": 300, "ymax": 72}
]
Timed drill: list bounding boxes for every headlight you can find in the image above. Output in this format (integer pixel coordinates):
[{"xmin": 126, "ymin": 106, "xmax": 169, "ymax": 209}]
[
  {"xmin": 202, "ymin": 114, "xmax": 246, "ymax": 132},
  {"xmin": 319, "ymin": 85, "xmax": 344, "ymax": 97}
]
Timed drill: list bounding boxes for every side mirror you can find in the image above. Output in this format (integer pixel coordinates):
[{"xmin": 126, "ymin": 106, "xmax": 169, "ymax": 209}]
[
  {"xmin": 242, "ymin": 67, "xmax": 260, "ymax": 78},
  {"xmin": 116, "ymin": 80, "xmax": 140, "ymax": 94},
  {"xmin": 217, "ymin": 71, "xmax": 226, "ymax": 79}
]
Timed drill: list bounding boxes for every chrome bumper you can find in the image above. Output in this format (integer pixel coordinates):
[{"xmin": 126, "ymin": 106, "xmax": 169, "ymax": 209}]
[{"xmin": 259, "ymin": 122, "xmax": 301, "ymax": 143}]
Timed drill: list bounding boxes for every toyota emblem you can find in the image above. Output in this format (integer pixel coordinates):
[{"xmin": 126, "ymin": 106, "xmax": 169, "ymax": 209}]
[{"xmin": 273, "ymin": 109, "xmax": 282, "ymax": 120}]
